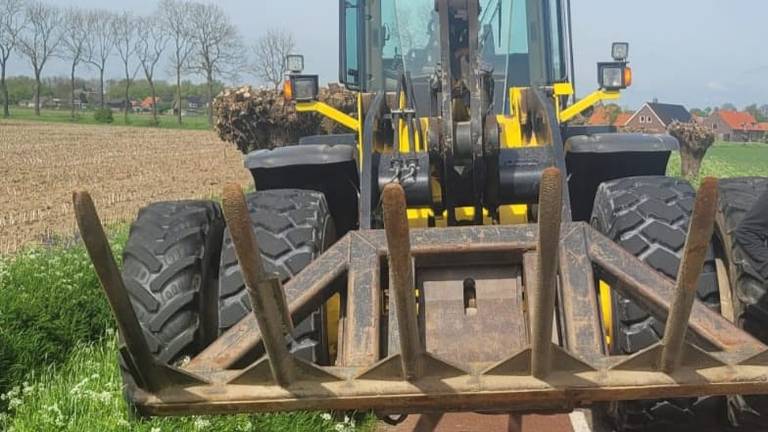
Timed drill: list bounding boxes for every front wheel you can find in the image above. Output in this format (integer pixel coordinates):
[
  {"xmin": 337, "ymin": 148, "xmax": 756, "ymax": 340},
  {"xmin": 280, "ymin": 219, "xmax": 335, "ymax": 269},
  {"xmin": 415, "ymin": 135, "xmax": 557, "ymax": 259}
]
[{"xmin": 590, "ymin": 176, "xmax": 724, "ymax": 431}]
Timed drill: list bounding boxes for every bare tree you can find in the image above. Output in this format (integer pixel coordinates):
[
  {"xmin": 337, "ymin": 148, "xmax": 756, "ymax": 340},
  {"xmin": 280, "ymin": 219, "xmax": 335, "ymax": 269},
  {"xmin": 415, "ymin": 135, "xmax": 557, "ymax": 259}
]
[
  {"xmin": 17, "ymin": 1, "xmax": 60, "ymax": 116},
  {"xmin": 113, "ymin": 11, "xmax": 138, "ymax": 123},
  {"xmin": 160, "ymin": 0, "xmax": 194, "ymax": 125},
  {"xmin": 85, "ymin": 9, "xmax": 116, "ymax": 108},
  {"xmin": 60, "ymin": 8, "xmax": 87, "ymax": 120},
  {"xmin": 0, "ymin": 0, "xmax": 26, "ymax": 118},
  {"xmin": 135, "ymin": 16, "xmax": 166, "ymax": 126},
  {"xmin": 188, "ymin": 2, "xmax": 243, "ymax": 128},
  {"xmin": 252, "ymin": 28, "xmax": 295, "ymax": 90}
]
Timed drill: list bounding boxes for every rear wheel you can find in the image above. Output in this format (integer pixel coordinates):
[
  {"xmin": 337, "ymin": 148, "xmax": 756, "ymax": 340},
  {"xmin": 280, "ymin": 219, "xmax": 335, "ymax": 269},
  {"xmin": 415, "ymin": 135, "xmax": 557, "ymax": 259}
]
[
  {"xmin": 217, "ymin": 189, "xmax": 337, "ymax": 364},
  {"xmin": 590, "ymin": 176, "xmax": 724, "ymax": 431},
  {"xmin": 715, "ymin": 177, "xmax": 768, "ymax": 428}
]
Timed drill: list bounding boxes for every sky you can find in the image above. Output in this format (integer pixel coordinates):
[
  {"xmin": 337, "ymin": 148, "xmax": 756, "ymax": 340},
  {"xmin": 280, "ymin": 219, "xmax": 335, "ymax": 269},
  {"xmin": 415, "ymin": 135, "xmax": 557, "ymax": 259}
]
[{"xmin": 5, "ymin": 0, "xmax": 768, "ymax": 110}]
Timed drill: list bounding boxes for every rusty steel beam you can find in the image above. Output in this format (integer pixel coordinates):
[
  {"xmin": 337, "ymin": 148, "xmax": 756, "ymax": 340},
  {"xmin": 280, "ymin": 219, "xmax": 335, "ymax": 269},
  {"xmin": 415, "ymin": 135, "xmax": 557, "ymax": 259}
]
[
  {"xmin": 382, "ymin": 184, "xmax": 423, "ymax": 380},
  {"xmin": 660, "ymin": 178, "xmax": 719, "ymax": 373},
  {"xmin": 530, "ymin": 168, "xmax": 562, "ymax": 379},
  {"xmin": 221, "ymin": 184, "xmax": 297, "ymax": 386},
  {"xmin": 587, "ymin": 229, "xmax": 764, "ymax": 355},
  {"xmin": 73, "ymin": 191, "xmax": 165, "ymax": 390},
  {"xmin": 131, "ymin": 357, "xmax": 768, "ymax": 416}
]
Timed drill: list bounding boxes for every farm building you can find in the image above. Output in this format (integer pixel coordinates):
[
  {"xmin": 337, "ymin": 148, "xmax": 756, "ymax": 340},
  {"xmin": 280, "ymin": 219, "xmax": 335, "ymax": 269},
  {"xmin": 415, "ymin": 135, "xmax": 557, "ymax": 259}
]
[
  {"xmin": 586, "ymin": 106, "xmax": 631, "ymax": 128},
  {"xmin": 703, "ymin": 110, "xmax": 765, "ymax": 142},
  {"xmin": 623, "ymin": 102, "xmax": 692, "ymax": 133}
]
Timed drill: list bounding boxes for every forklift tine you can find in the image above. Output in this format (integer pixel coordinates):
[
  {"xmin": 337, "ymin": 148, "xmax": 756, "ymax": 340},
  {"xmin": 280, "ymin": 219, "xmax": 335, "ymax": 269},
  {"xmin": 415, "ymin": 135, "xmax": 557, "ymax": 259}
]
[
  {"xmin": 531, "ymin": 168, "xmax": 562, "ymax": 379},
  {"xmin": 382, "ymin": 183, "xmax": 423, "ymax": 381},
  {"xmin": 659, "ymin": 178, "xmax": 719, "ymax": 373},
  {"xmin": 222, "ymin": 183, "xmax": 296, "ymax": 386},
  {"xmin": 72, "ymin": 191, "xmax": 168, "ymax": 391}
]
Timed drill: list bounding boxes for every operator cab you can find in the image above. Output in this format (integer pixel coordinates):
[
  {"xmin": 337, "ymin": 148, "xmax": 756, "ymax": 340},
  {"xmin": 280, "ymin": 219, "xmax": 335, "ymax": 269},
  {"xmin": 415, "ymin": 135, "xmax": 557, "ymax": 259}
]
[{"xmin": 340, "ymin": 0, "xmax": 573, "ymax": 116}]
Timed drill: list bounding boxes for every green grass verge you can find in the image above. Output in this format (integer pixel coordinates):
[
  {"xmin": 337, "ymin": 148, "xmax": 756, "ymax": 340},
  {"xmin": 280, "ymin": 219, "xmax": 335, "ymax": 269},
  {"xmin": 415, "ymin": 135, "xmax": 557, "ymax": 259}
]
[
  {"xmin": 1, "ymin": 107, "xmax": 211, "ymax": 130},
  {"xmin": 0, "ymin": 229, "xmax": 373, "ymax": 431},
  {"xmin": 0, "ymin": 336, "xmax": 369, "ymax": 432},
  {"xmin": 667, "ymin": 141, "xmax": 768, "ymax": 185},
  {"xmin": 0, "ymin": 228, "xmax": 127, "ymax": 400}
]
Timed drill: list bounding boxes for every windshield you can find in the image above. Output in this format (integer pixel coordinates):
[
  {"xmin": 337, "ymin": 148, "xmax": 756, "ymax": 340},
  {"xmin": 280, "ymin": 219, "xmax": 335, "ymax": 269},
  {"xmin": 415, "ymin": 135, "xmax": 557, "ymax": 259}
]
[{"xmin": 360, "ymin": 0, "xmax": 566, "ymax": 112}]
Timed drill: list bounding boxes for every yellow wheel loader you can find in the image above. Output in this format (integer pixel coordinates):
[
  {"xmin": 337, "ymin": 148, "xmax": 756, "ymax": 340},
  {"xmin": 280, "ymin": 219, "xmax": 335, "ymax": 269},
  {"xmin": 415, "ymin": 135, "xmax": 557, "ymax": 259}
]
[{"xmin": 72, "ymin": 0, "xmax": 768, "ymax": 430}]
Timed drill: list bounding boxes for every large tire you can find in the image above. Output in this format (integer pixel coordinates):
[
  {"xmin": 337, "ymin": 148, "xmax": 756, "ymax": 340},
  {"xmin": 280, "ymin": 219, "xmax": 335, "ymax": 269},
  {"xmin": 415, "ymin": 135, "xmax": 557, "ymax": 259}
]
[
  {"xmin": 590, "ymin": 176, "xmax": 723, "ymax": 431},
  {"xmin": 121, "ymin": 201, "xmax": 224, "ymax": 364},
  {"xmin": 218, "ymin": 189, "xmax": 336, "ymax": 364},
  {"xmin": 715, "ymin": 177, "xmax": 768, "ymax": 429}
]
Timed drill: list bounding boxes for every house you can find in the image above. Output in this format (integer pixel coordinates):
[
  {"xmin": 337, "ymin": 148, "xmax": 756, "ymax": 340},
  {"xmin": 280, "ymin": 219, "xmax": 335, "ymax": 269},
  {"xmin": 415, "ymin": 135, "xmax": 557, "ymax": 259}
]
[
  {"xmin": 624, "ymin": 102, "xmax": 692, "ymax": 133},
  {"xmin": 613, "ymin": 112, "xmax": 632, "ymax": 129},
  {"xmin": 703, "ymin": 111, "xmax": 764, "ymax": 142},
  {"xmin": 586, "ymin": 106, "xmax": 631, "ymax": 128},
  {"xmin": 140, "ymin": 96, "xmax": 159, "ymax": 111},
  {"xmin": 173, "ymin": 96, "xmax": 207, "ymax": 115}
]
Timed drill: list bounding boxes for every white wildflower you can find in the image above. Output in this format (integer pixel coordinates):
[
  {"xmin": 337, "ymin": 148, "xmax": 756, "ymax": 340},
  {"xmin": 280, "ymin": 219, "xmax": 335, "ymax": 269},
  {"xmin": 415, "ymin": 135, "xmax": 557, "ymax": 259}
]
[
  {"xmin": 320, "ymin": 413, "xmax": 332, "ymax": 421},
  {"xmin": 151, "ymin": 427, "xmax": 161, "ymax": 432},
  {"xmin": 193, "ymin": 417, "xmax": 211, "ymax": 430}
]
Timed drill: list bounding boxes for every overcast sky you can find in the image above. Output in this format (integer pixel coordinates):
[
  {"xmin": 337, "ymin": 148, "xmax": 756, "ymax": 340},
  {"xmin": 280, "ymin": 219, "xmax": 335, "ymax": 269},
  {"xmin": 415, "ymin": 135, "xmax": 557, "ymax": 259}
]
[{"xmin": 5, "ymin": 0, "xmax": 767, "ymax": 110}]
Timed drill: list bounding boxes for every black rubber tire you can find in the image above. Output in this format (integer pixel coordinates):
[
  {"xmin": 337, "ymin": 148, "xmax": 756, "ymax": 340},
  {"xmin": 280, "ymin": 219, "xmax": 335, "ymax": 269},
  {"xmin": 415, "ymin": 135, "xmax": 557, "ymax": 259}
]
[
  {"xmin": 218, "ymin": 189, "xmax": 336, "ymax": 364},
  {"xmin": 591, "ymin": 176, "xmax": 724, "ymax": 431},
  {"xmin": 121, "ymin": 201, "xmax": 224, "ymax": 365},
  {"xmin": 715, "ymin": 177, "xmax": 768, "ymax": 429}
]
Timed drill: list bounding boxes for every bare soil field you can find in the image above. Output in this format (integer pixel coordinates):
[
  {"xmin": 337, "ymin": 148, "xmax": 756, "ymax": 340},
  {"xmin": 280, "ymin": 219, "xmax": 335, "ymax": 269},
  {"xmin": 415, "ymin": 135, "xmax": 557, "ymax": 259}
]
[{"xmin": 0, "ymin": 120, "xmax": 251, "ymax": 254}]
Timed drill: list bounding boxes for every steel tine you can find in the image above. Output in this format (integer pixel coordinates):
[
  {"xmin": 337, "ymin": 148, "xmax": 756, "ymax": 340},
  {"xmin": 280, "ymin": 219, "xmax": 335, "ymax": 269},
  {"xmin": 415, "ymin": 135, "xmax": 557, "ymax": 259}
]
[
  {"xmin": 660, "ymin": 178, "xmax": 719, "ymax": 373},
  {"xmin": 72, "ymin": 191, "xmax": 167, "ymax": 391},
  {"xmin": 222, "ymin": 184, "xmax": 296, "ymax": 386},
  {"xmin": 382, "ymin": 183, "xmax": 423, "ymax": 381},
  {"xmin": 531, "ymin": 168, "xmax": 563, "ymax": 379}
]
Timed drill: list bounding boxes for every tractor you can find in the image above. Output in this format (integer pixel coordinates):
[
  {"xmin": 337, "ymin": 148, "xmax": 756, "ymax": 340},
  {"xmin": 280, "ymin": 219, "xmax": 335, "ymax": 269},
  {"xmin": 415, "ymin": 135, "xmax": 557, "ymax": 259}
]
[{"xmin": 73, "ymin": 0, "xmax": 768, "ymax": 430}]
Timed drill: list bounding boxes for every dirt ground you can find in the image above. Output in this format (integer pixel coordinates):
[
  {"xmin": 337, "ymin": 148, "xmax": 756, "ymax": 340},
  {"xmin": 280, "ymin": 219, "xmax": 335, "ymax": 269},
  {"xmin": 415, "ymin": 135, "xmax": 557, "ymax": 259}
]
[{"xmin": 0, "ymin": 120, "xmax": 251, "ymax": 254}]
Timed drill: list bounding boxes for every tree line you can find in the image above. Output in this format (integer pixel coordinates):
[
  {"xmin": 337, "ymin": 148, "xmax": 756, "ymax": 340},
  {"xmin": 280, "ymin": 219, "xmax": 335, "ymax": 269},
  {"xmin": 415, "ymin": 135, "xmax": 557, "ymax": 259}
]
[{"xmin": 0, "ymin": 0, "xmax": 297, "ymax": 127}]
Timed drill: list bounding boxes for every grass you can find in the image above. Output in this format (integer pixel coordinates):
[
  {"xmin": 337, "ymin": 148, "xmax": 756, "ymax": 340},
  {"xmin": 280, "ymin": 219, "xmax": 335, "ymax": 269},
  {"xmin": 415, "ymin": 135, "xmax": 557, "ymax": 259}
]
[
  {"xmin": 0, "ymin": 228, "xmax": 127, "ymax": 400},
  {"xmin": 0, "ymin": 232, "xmax": 373, "ymax": 431},
  {"xmin": 0, "ymin": 336, "xmax": 368, "ymax": 432},
  {"xmin": 667, "ymin": 141, "xmax": 768, "ymax": 185},
  {"xmin": 1, "ymin": 107, "xmax": 211, "ymax": 130}
]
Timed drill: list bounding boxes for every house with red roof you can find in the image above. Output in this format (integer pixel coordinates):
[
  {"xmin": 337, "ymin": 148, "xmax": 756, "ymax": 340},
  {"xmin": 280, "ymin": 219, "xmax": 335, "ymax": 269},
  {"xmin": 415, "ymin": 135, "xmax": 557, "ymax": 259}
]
[
  {"xmin": 586, "ymin": 106, "xmax": 632, "ymax": 129},
  {"xmin": 704, "ymin": 110, "xmax": 764, "ymax": 142}
]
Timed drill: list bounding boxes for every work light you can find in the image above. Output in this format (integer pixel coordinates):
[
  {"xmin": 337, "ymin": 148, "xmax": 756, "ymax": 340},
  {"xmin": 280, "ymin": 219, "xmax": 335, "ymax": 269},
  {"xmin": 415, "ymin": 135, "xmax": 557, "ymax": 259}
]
[
  {"xmin": 290, "ymin": 75, "xmax": 319, "ymax": 102},
  {"xmin": 597, "ymin": 62, "xmax": 631, "ymax": 91},
  {"xmin": 286, "ymin": 54, "xmax": 305, "ymax": 74},
  {"xmin": 611, "ymin": 42, "xmax": 629, "ymax": 62}
]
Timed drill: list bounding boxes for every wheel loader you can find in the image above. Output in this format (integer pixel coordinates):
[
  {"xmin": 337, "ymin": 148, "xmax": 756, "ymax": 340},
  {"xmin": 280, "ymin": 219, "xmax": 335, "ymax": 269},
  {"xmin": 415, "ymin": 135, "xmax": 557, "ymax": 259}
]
[{"xmin": 72, "ymin": 0, "xmax": 768, "ymax": 430}]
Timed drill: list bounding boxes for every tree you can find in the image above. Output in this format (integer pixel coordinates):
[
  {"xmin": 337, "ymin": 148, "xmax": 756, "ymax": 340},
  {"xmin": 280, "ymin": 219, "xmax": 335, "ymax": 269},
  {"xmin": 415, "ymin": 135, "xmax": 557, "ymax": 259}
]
[
  {"xmin": 721, "ymin": 102, "xmax": 737, "ymax": 112},
  {"xmin": 745, "ymin": 104, "xmax": 766, "ymax": 123},
  {"xmin": 85, "ymin": 9, "xmax": 115, "ymax": 108},
  {"xmin": 188, "ymin": 2, "xmax": 243, "ymax": 128},
  {"xmin": 17, "ymin": 1, "xmax": 60, "ymax": 116},
  {"xmin": 252, "ymin": 28, "xmax": 294, "ymax": 90},
  {"xmin": 160, "ymin": 0, "xmax": 194, "ymax": 125},
  {"xmin": 113, "ymin": 11, "xmax": 137, "ymax": 123},
  {"xmin": 0, "ymin": 0, "xmax": 26, "ymax": 118},
  {"xmin": 135, "ymin": 16, "xmax": 167, "ymax": 125},
  {"xmin": 668, "ymin": 121, "xmax": 715, "ymax": 179},
  {"xmin": 60, "ymin": 8, "xmax": 88, "ymax": 120}
]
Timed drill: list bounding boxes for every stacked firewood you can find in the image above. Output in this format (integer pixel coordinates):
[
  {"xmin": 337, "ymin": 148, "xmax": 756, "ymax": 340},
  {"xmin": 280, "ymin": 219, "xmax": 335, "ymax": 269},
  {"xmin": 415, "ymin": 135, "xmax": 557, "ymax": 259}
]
[{"xmin": 213, "ymin": 84, "xmax": 357, "ymax": 154}]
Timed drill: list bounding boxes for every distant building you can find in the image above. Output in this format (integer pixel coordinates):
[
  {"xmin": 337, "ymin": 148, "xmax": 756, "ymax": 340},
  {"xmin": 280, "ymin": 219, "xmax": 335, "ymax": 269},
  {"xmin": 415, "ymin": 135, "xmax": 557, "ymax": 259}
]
[
  {"xmin": 173, "ymin": 96, "xmax": 208, "ymax": 115},
  {"xmin": 624, "ymin": 102, "xmax": 692, "ymax": 133},
  {"xmin": 704, "ymin": 111, "xmax": 764, "ymax": 142},
  {"xmin": 586, "ymin": 106, "xmax": 631, "ymax": 128}
]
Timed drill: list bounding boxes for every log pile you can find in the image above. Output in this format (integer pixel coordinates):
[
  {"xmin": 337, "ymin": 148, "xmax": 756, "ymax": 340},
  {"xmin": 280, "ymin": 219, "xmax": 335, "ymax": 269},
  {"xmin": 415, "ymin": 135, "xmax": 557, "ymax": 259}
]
[
  {"xmin": 213, "ymin": 84, "xmax": 357, "ymax": 154},
  {"xmin": 667, "ymin": 121, "xmax": 715, "ymax": 179}
]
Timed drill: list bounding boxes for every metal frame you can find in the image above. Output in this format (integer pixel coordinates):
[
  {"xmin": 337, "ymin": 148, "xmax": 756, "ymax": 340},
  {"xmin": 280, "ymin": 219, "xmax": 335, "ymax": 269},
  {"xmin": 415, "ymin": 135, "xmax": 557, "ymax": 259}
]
[{"xmin": 72, "ymin": 173, "xmax": 768, "ymax": 418}]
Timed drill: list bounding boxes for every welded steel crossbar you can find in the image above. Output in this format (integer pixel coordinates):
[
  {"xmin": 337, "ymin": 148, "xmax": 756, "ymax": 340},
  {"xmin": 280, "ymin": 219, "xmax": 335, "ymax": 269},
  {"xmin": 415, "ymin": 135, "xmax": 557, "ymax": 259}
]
[{"xmin": 72, "ymin": 173, "xmax": 768, "ymax": 417}]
